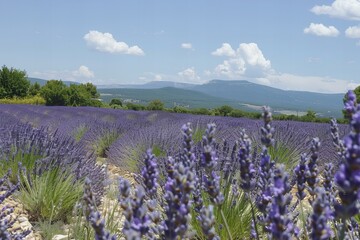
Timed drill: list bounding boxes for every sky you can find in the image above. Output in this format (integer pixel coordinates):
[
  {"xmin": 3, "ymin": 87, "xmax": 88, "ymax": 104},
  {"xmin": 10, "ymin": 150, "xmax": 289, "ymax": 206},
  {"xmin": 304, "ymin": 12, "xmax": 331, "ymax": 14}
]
[{"xmin": 1, "ymin": 0, "xmax": 360, "ymax": 93}]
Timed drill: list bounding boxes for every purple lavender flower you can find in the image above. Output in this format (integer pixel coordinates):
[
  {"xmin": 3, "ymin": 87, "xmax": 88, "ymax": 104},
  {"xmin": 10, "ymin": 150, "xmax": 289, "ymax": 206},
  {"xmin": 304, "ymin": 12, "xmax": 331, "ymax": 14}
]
[
  {"xmin": 334, "ymin": 111, "xmax": 360, "ymax": 219},
  {"xmin": 294, "ymin": 153, "xmax": 308, "ymax": 201},
  {"xmin": 268, "ymin": 165, "xmax": 297, "ymax": 239},
  {"xmin": 89, "ymin": 212, "xmax": 117, "ymax": 240},
  {"xmin": 309, "ymin": 187, "xmax": 333, "ymax": 240},
  {"xmin": 344, "ymin": 90, "xmax": 358, "ymax": 120},
  {"xmin": 330, "ymin": 118, "xmax": 346, "ymax": 160},
  {"xmin": 238, "ymin": 129, "xmax": 256, "ymax": 191},
  {"xmin": 323, "ymin": 163, "xmax": 335, "ymax": 206},
  {"xmin": 306, "ymin": 137, "xmax": 320, "ymax": 197},
  {"xmin": 198, "ymin": 205, "xmax": 220, "ymax": 240},
  {"xmin": 163, "ymin": 157, "xmax": 195, "ymax": 239},
  {"xmin": 118, "ymin": 178, "xmax": 152, "ymax": 239},
  {"xmin": 83, "ymin": 178, "xmax": 116, "ymax": 240},
  {"xmin": 141, "ymin": 149, "xmax": 159, "ymax": 198},
  {"xmin": 201, "ymin": 124, "xmax": 224, "ymax": 205},
  {"xmin": 256, "ymin": 106, "xmax": 275, "ymax": 230},
  {"xmin": 260, "ymin": 106, "xmax": 275, "ymax": 148},
  {"xmin": 0, "ymin": 171, "xmax": 30, "ymax": 240}
]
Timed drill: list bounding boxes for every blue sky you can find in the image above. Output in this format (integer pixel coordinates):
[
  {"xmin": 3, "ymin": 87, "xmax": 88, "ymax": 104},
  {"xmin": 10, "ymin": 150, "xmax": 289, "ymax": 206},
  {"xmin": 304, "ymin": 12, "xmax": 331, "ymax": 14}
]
[{"xmin": 1, "ymin": 0, "xmax": 360, "ymax": 93}]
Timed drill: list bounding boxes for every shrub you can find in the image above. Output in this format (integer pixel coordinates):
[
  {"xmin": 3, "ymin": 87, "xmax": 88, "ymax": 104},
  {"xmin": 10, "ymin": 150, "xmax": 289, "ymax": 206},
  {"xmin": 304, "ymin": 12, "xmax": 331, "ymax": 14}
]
[{"xmin": 18, "ymin": 168, "xmax": 83, "ymax": 222}]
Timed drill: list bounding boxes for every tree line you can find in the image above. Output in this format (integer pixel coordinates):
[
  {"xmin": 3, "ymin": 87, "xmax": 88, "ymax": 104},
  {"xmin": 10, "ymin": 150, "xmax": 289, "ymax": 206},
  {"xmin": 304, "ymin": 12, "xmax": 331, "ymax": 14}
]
[{"xmin": 0, "ymin": 65, "xmax": 101, "ymax": 107}]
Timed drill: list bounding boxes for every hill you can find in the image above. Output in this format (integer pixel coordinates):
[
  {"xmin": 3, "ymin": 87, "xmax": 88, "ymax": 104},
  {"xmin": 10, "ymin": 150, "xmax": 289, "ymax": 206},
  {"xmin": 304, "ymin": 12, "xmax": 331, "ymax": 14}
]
[
  {"xmin": 99, "ymin": 87, "xmax": 238, "ymax": 109},
  {"xmin": 191, "ymin": 80, "xmax": 343, "ymax": 117},
  {"xmin": 28, "ymin": 77, "xmax": 80, "ymax": 86}
]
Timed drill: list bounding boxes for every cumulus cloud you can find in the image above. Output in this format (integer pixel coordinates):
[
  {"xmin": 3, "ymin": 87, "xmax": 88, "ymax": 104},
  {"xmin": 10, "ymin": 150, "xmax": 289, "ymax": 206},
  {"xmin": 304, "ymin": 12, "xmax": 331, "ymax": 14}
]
[
  {"xmin": 84, "ymin": 30, "xmax": 144, "ymax": 56},
  {"xmin": 181, "ymin": 43, "xmax": 193, "ymax": 49},
  {"xmin": 178, "ymin": 67, "xmax": 201, "ymax": 83},
  {"xmin": 311, "ymin": 0, "xmax": 360, "ymax": 21},
  {"xmin": 304, "ymin": 23, "xmax": 340, "ymax": 37},
  {"xmin": 73, "ymin": 65, "xmax": 95, "ymax": 78},
  {"xmin": 345, "ymin": 26, "xmax": 360, "ymax": 38},
  {"xmin": 263, "ymin": 73, "xmax": 357, "ymax": 93},
  {"xmin": 32, "ymin": 65, "xmax": 95, "ymax": 83},
  {"xmin": 212, "ymin": 42, "xmax": 272, "ymax": 78},
  {"xmin": 211, "ymin": 43, "xmax": 236, "ymax": 57}
]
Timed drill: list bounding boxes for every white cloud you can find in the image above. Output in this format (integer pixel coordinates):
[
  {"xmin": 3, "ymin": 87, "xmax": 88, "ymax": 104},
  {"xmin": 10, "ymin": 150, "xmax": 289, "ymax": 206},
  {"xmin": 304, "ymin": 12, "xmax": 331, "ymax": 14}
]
[
  {"xmin": 261, "ymin": 73, "xmax": 357, "ymax": 93},
  {"xmin": 304, "ymin": 23, "xmax": 340, "ymax": 37},
  {"xmin": 237, "ymin": 43, "xmax": 271, "ymax": 70},
  {"xmin": 311, "ymin": 0, "xmax": 360, "ymax": 21},
  {"xmin": 73, "ymin": 65, "xmax": 94, "ymax": 78},
  {"xmin": 154, "ymin": 74, "xmax": 162, "ymax": 81},
  {"xmin": 84, "ymin": 30, "xmax": 144, "ymax": 56},
  {"xmin": 178, "ymin": 67, "xmax": 201, "ymax": 83},
  {"xmin": 212, "ymin": 42, "xmax": 272, "ymax": 78},
  {"xmin": 32, "ymin": 65, "xmax": 95, "ymax": 83},
  {"xmin": 345, "ymin": 26, "xmax": 360, "ymax": 38},
  {"xmin": 211, "ymin": 43, "xmax": 236, "ymax": 57},
  {"xmin": 181, "ymin": 43, "xmax": 193, "ymax": 49},
  {"xmin": 214, "ymin": 59, "xmax": 246, "ymax": 78}
]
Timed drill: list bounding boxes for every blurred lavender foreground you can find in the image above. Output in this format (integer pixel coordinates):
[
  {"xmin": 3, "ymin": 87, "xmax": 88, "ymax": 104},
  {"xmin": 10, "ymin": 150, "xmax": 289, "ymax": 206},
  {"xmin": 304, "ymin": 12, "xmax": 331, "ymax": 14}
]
[{"xmin": 0, "ymin": 98, "xmax": 355, "ymax": 239}]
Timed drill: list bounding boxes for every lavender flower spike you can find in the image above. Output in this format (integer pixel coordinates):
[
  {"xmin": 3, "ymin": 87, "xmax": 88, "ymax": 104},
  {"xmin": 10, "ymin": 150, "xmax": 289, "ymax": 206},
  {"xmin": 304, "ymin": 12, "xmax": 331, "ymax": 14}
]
[
  {"xmin": 238, "ymin": 129, "xmax": 256, "ymax": 191},
  {"xmin": 344, "ymin": 90, "xmax": 358, "ymax": 120},
  {"xmin": 306, "ymin": 137, "xmax": 320, "ymax": 197},
  {"xmin": 198, "ymin": 205, "xmax": 220, "ymax": 240},
  {"xmin": 268, "ymin": 165, "xmax": 297, "ymax": 239},
  {"xmin": 261, "ymin": 106, "xmax": 275, "ymax": 148},
  {"xmin": 201, "ymin": 123, "xmax": 224, "ymax": 205},
  {"xmin": 330, "ymin": 118, "xmax": 346, "ymax": 160},
  {"xmin": 294, "ymin": 153, "xmax": 308, "ymax": 201},
  {"xmin": 309, "ymin": 187, "xmax": 333, "ymax": 240},
  {"xmin": 141, "ymin": 149, "xmax": 159, "ymax": 198},
  {"xmin": 335, "ymin": 110, "xmax": 360, "ymax": 219}
]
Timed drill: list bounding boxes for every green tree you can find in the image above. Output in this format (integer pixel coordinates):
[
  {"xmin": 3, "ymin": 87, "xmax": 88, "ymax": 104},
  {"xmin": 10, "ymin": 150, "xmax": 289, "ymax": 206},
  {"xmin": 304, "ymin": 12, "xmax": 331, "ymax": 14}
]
[
  {"xmin": 217, "ymin": 105, "xmax": 233, "ymax": 116},
  {"xmin": 109, "ymin": 98, "xmax": 122, "ymax": 107},
  {"xmin": 0, "ymin": 65, "xmax": 30, "ymax": 98},
  {"xmin": 147, "ymin": 99, "xmax": 164, "ymax": 110},
  {"xmin": 66, "ymin": 84, "xmax": 90, "ymax": 106},
  {"xmin": 82, "ymin": 82, "xmax": 99, "ymax": 99},
  {"xmin": 40, "ymin": 80, "xmax": 68, "ymax": 106},
  {"xmin": 28, "ymin": 82, "xmax": 41, "ymax": 96}
]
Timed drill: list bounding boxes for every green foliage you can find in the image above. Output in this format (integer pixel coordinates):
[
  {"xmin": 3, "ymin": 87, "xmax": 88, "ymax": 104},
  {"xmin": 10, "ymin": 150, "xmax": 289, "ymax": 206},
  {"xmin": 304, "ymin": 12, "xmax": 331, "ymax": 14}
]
[
  {"xmin": 268, "ymin": 142, "xmax": 300, "ymax": 170},
  {"xmin": 191, "ymin": 178, "xmax": 254, "ymax": 239},
  {"xmin": 191, "ymin": 108, "xmax": 211, "ymax": 115},
  {"xmin": 193, "ymin": 127, "xmax": 205, "ymax": 144},
  {"xmin": 66, "ymin": 83, "xmax": 102, "ymax": 107},
  {"xmin": 93, "ymin": 131, "xmax": 121, "ymax": 158},
  {"xmin": 109, "ymin": 98, "xmax": 122, "ymax": 107},
  {"xmin": 29, "ymin": 82, "xmax": 41, "ymax": 96},
  {"xmin": 40, "ymin": 80, "xmax": 101, "ymax": 106},
  {"xmin": 40, "ymin": 80, "xmax": 68, "ymax": 106},
  {"xmin": 0, "ymin": 95, "xmax": 45, "ymax": 105},
  {"xmin": 229, "ymin": 109, "xmax": 247, "ymax": 118},
  {"xmin": 69, "ymin": 184, "xmax": 123, "ymax": 240},
  {"xmin": 172, "ymin": 106, "xmax": 190, "ymax": 113},
  {"xmin": 35, "ymin": 221, "xmax": 65, "ymax": 240},
  {"xmin": 18, "ymin": 168, "xmax": 83, "ymax": 222},
  {"xmin": 147, "ymin": 99, "xmax": 165, "ymax": 111},
  {"xmin": 0, "ymin": 150, "xmax": 42, "ymax": 184},
  {"xmin": 152, "ymin": 145, "xmax": 166, "ymax": 157},
  {"xmin": 0, "ymin": 65, "xmax": 30, "ymax": 98},
  {"xmin": 125, "ymin": 102, "xmax": 146, "ymax": 111},
  {"xmin": 72, "ymin": 124, "xmax": 88, "ymax": 142},
  {"xmin": 216, "ymin": 105, "xmax": 234, "ymax": 116}
]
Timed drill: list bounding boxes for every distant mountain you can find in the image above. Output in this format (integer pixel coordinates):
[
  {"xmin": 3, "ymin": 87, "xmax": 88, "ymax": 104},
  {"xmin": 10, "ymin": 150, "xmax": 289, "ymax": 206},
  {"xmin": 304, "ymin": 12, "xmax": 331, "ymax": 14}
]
[
  {"xmin": 28, "ymin": 77, "xmax": 80, "ymax": 86},
  {"xmin": 99, "ymin": 87, "xmax": 236, "ymax": 109},
  {"xmin": 97, "ymin": 81, "xmax": 196, "ymax": 89},
  {"xmin": 30, "ymin": 77, "xmax": 345, "ymax": 118},
  {"xmin": 191, "ymin": 80, "xmax": 344, "ymax": 117}
]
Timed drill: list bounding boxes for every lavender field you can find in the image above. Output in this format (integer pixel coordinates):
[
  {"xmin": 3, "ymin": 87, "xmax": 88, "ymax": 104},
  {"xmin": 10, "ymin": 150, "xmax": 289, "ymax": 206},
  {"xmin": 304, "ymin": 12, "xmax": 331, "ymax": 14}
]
[{"xmin": 0, "ymin": 96, "xmax": 357, "ymax": 239}]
